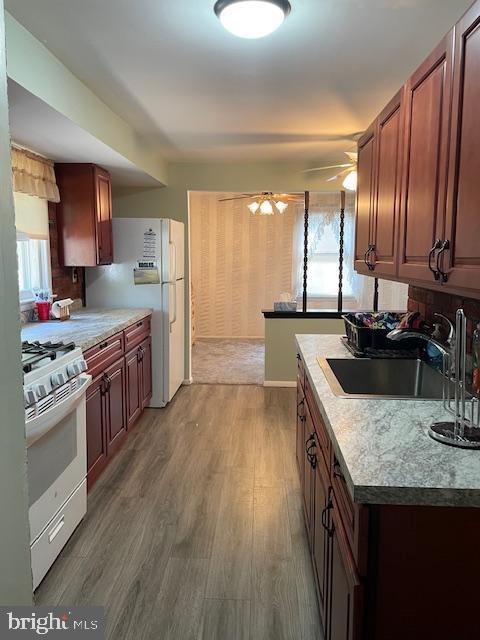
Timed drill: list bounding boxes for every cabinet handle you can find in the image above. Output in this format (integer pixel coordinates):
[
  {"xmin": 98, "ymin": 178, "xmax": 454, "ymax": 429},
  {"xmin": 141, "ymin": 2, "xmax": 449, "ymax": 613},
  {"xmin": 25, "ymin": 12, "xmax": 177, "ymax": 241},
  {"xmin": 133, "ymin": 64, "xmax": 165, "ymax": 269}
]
[
  {"xmin": 363, "ymin": 246, "xmax": 371, "ymax": 268},
  {"xmin": 333, "ymin": 460, "xmax": 344, "ymax": 480},
  {"xmin": 368, "ymin": 244, "xmax": 376, "ymax": 271},
  {"xmin": 297, "ymin": 398, "xmax": 305, "ymax": 420},
  {"xmin": 321, "ymin": 498, "xmax": 334, "ymax": 536},
  {"xmin": 99, "ymin": 341, "xmax": 108, "ymax": 350},
  {"xmin": 436, "ymin": 239, "xmax": 450, "ymax": 283},
  {"xmin": 136, "ymin": 321, "xmax": 143, "ymax": 328},
  {"xmin": 428, "ymin": 239, "xmax": 442, "ymax": 280},
  {"xmin": 307, "ymin": 443, "xmax": 317, "ymax": 469}
]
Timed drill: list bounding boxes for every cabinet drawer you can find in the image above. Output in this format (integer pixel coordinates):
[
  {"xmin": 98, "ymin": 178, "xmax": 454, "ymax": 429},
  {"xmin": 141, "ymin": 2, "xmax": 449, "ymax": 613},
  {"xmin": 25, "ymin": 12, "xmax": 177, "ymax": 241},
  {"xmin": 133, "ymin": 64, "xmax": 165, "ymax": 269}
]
[
  {"xmin": 305, "ymin": 375, "xmax": 330, "ymax": 466},
  {"xmin": 124, "ymin": 316, "xmax": 151, "ymax": 351},
  {"xmin": 84, "ymin": 331, "xmax": 124, "ymax": 378},
  {"xmin": 332, "ymin": 453, "xmax": 368, "ymax": 576}
]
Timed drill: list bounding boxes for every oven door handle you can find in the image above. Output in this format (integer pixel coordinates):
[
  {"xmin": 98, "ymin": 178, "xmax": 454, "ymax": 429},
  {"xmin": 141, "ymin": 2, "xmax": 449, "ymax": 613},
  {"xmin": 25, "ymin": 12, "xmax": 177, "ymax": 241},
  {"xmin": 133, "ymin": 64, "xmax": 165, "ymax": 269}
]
[{"xmin": 25, "ymin": 374, "xmax": 92, "ymax": 448}]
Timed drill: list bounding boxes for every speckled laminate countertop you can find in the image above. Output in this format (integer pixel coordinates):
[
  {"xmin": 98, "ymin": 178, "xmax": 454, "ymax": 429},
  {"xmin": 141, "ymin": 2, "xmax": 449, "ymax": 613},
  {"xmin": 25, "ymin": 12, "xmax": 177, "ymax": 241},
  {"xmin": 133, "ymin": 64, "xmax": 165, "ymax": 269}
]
[
  {"xmin": 296, "ymin": 334, "xmax": 480, "ymax": 507},
  {"xmin": 21, "ymin": 308, "xmax": 152, "ymax": 352}
]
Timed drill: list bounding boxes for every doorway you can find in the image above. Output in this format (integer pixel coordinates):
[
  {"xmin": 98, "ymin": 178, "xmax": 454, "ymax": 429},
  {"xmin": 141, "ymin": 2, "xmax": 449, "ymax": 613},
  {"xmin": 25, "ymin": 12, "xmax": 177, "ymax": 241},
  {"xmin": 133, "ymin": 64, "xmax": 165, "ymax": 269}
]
[{"xmin": 188, "ymin": 191, "xmax": 296, "ymax": 384}]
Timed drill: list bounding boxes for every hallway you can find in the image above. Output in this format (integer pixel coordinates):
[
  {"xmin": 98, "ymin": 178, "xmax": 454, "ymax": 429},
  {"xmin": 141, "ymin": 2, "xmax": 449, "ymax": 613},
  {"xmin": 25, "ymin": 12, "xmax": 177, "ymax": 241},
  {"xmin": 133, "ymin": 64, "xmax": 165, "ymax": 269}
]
[{"xmin": 36, "ymin": 385, "xmax": 321, "ymax": 640}]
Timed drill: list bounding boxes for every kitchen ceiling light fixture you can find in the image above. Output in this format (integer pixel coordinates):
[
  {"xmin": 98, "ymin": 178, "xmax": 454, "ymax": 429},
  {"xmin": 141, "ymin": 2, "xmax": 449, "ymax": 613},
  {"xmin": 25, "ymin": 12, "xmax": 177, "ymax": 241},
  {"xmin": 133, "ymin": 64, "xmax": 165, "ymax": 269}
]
[
  {"xmin": 214, "ymin": 0, "xmax": 291, "ymax": 39},
  {"xmin": 342, "ymin": 170, "xmax": 357, "ymax": 192},
  {"xmin": 248, "ymin": 193, "xmax": 288, "ymax": 215}
]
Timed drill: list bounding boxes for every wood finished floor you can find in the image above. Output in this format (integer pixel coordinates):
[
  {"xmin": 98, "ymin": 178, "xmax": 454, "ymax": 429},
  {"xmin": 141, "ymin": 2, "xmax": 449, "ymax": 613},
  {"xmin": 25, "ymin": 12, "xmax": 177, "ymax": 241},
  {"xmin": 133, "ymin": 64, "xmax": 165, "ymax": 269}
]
[{"xmin": 36, "ymin": 385, "xmax": 322, "ymax": 640}]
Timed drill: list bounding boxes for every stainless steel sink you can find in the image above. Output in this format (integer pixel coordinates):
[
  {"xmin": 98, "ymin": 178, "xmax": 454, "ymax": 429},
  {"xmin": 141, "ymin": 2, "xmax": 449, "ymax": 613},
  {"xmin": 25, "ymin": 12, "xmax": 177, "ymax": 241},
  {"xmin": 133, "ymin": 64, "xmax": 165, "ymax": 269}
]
[{"xmin": 318, "ymin": 357, "xmax": 450, "ymax": 400}]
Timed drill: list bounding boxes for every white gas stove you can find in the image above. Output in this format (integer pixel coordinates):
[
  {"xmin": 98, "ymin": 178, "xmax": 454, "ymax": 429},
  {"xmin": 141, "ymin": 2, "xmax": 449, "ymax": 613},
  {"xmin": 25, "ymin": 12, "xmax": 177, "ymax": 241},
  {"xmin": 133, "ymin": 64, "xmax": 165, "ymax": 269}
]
[{"xmin": 22, "ymin": 340, "xmax": 91, "ymax": 590}]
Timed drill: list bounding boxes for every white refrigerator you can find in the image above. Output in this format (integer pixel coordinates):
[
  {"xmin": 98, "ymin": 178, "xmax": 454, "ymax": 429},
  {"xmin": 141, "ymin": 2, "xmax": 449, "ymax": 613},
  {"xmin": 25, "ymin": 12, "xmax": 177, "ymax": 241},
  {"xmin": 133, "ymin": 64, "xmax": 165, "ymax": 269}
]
[{"xmin": 86, "ymin": 218, "xmax": 185, "ymax": 407}]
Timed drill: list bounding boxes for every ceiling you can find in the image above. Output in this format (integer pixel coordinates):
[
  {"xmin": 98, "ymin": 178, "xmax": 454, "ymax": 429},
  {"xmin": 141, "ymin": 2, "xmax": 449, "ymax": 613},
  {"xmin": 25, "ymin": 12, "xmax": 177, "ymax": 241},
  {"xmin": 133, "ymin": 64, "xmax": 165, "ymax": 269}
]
[
  {"xmin": 8, "ymin": 80, "xmax": 160, "ymax": 187},
  {"xmin": 6, "ymin": 0, "xmax": 472, "ymax": 165}
]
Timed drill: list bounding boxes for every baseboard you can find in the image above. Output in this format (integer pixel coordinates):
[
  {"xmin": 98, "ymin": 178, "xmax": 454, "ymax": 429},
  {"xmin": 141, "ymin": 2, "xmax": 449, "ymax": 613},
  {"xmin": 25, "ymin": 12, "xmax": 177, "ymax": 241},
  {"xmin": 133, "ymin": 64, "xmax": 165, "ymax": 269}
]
[
  {"xmin": 263, "ymin": 380, "xmax": 296, "ymax": 388},
  {"xmin": 183, "ymin": 377, "xmax": 193, "ymax": 385}
]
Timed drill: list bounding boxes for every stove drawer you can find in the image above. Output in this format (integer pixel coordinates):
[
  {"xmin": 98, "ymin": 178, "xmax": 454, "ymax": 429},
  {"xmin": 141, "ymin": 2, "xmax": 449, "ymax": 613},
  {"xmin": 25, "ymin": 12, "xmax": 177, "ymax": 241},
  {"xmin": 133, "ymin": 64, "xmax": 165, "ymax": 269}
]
[
  {"xmin": 84, "ymin": 331, "xmax": 124, "ymax": 378},
  {"xmin": 31, "ymin": 479, "xmax": 86, "ymax": 590}
]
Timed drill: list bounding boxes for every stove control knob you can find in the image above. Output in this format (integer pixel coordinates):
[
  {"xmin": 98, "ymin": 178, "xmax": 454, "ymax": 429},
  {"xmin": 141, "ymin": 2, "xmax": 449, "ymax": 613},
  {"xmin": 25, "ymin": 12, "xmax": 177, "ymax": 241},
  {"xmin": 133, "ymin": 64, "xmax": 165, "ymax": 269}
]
[
  {"xmin": 34, "ymin": 383, "xmax": 48, "ymax": 399},
  {"xmin": 67, "ymin": 363, "xmax": 77, "ymax": 377},
  {"xmin": 24, "ymin": 388, "xmax": 36, "ymax": 407},
  {"xmin": 77, "ymin": 359, "xmax": 87, "ymax": 373},
  {"xmin": 51, "ymin": 372, "xmax": 67, "ymax": 388}
]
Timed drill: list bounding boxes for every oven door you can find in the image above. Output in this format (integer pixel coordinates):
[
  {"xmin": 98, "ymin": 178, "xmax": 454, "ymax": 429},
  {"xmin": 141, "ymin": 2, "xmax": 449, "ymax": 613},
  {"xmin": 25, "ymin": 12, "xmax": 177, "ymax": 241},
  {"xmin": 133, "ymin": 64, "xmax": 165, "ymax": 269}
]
[{"xmin": 27, "ymin": 374, "xmax": 90, "ymax": 543}]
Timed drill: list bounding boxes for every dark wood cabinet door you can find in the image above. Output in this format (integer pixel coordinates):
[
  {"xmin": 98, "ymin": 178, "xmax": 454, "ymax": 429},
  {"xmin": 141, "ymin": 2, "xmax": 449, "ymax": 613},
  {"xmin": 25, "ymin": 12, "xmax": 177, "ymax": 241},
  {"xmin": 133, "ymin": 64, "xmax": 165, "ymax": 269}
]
[
  {"xmin": 140, "ymin": 336, "xmax": 152, "ymax": 408},
  {"xmin": 296, "ymin": 382, "xmax": 305, "ymax": 483},
  {"xmin": 125, "ymin": 348, "xmax": 141, "ymax": 430},
  {"xmin": 354, "ymin": 123, "xmax": 376, "ymax": 275},
  {"xmin": 303, "ymin": 406, "xmax": 316, "ymax": 539},
  {"xmin": 398, "ymin": 32, "xmax": 454, "ymax": 283},
  {"xmin": 95, "ymin": 168, "xmax": 113, "ymax": 265},
  {"xmin": 329, "ymin": 504, "xmax": 363, "ymax": 640},
  {"xmin": 313, "ymin": 461, "xmax": 330, "ymax": 631},
  {"xmin": 86, "ymin": 374, "xmax": 108, "ymax": 488},
  {"xmin": 370, "ymin": 90, "xmax": 403, "ymax": 277},
  {"xmin": 444, "ymin": 3, "xmax": 480, "ymax": 291},
  {"xmin": 104, "ymin": 357, "xmax": 127, "ymax": 455}
]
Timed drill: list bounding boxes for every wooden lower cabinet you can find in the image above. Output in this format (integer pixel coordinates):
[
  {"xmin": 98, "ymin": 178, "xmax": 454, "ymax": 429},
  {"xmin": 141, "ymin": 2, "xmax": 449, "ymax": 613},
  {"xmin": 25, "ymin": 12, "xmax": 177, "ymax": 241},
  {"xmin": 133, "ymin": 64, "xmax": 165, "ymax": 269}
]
[
  {"xmin": 297, "ymin": 355, "xmax": 480, "ymax": 640},
  {"xmin": 313, "ymin": 457, "xmax": 330, "ymax": 631},
  {"xmin": 140, "ymin": 336, "xmax": 152, "ymax": 408},
  {"xmin": 85, "ymin": 316, "xmax": 152, "ymax": 488},
  {"xmin": 329, "ymin": 501, "xmax": 363, "ymax": 640},
  {"xmin": 86, "ymin": 374, "xmax": 108, "ymax": 488},
  {"xmin": 104, "ymin": 357, "xmax": 127, "ymax": 454},
  {"xmin": 125, "ymin": 347, "xmax": 142, "ymax": 429}
]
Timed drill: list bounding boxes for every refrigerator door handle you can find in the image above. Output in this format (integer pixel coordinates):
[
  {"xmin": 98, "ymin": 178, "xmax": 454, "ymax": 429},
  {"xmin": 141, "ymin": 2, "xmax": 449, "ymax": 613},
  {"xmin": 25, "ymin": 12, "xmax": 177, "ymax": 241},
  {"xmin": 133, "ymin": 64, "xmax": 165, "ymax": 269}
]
[
  {"xmin": 170, "ymin": 282, "xmax": 177, "ymax": 332},
  {"xmin": 169, "ymin": 241, "xmax": 177, "ymax": 283}
]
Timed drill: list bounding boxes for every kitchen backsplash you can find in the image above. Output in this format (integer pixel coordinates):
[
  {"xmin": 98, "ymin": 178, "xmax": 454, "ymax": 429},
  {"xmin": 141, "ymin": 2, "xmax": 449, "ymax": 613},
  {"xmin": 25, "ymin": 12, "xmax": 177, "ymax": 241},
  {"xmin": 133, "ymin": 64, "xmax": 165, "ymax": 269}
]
[
  {"xmin": 408, "ymin": 285, "xmax": 480, "ymax": 352},
  {"xmin": 48, "ymin": 202, "xmax": 85, "ymax": 302}
]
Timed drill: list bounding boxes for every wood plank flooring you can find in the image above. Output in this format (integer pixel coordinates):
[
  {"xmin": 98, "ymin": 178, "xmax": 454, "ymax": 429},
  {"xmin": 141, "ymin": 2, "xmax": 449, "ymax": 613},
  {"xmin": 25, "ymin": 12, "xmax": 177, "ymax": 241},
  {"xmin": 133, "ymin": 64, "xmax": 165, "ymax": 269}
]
[{"xmin": 36, "ymin": 385, "xmax": 322, "ymax": 640}]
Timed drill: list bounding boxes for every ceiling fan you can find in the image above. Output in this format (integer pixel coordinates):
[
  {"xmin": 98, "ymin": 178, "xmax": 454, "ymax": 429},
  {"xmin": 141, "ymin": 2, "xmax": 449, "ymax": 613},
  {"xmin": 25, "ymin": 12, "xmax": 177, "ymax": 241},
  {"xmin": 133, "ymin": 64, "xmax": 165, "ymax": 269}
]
[
  {"xmin": 303, "ymin": 151, "xmax": 358, "ymax": 191},
  {"xmin": 218, "ymin": 192, "xmax": 304, "ymax": 215}
]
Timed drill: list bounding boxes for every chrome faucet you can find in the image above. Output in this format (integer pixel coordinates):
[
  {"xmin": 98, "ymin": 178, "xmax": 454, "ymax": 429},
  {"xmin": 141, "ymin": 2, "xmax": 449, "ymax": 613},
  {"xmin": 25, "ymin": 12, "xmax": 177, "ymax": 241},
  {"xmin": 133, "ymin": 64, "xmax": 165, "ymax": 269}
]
[{"xmin": 387, "ymin": 313, "xmax": 455, "ymax": 361}]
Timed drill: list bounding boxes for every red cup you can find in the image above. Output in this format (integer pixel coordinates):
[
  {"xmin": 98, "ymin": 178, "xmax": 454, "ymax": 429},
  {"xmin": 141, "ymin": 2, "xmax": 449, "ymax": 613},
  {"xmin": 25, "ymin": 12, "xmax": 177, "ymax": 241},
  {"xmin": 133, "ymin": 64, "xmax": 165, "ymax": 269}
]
[{"xmin": 36, "ymin": 301, "xmax": 51, "ymax": 321}]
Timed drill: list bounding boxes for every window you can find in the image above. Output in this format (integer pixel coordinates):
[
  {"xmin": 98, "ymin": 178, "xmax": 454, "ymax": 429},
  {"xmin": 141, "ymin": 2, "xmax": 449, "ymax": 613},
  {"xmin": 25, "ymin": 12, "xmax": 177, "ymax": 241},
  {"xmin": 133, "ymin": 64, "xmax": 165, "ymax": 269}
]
[
  {"xmin": 16, "ymin": 237, "xmax": 51, "ymax": 303},
  {"xmin": 292, "ymin": 192, "xmax": 408, "ymax": 312},
  {"xmin": 13, "ymin": 192, "xmax": 52, "ymax": 305}
]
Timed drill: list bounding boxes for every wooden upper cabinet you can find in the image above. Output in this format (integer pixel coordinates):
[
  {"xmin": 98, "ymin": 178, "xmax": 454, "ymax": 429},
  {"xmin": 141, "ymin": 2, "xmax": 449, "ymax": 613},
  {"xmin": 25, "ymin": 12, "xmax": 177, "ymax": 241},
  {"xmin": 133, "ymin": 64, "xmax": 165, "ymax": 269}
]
[
  {"xmin": 443, "ymin": 3, "xmax": 480, "ymax": 291},
  {"xmin": 370, "ymin": 90, "xmax": 404, "ymax": 277},
  {"xmin": 398, "ymin": 32, "xmax": 454, "ymax": 283},
  {"xmin": 354, "ymin": 123, "xmax": 376, "ymax": 275},
  {"xmin": 56, "ymin": 164, "xmax": 113, "ymax": 267}
]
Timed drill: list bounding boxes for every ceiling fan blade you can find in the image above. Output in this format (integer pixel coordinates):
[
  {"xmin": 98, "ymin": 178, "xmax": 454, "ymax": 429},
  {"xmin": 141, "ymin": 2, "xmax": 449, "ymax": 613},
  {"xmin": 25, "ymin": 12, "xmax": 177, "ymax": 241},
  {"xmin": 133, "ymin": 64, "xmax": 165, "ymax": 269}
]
[
  {"xmin": 218, "ymin": 195, "xmax": 258, "ymax": 202},
  {"xmin": 345, "ymin": 151, "xmax": 358, "ymax": 163},
  {"xmin": 326, "ymin": 174, "xmax": 340, "ymax": 182},
  {"xmin": 302, "ymin": 163, "xmax": 354, "ymax": 173}
]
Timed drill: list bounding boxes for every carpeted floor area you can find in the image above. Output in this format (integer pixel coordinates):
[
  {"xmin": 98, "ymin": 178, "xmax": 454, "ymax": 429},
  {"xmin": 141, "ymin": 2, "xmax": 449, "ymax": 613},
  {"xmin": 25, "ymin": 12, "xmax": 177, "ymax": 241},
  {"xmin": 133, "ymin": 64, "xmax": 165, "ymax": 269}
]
[{"xmin": 192, "ymin": 338, "xmax": 265, "ymax": 385}]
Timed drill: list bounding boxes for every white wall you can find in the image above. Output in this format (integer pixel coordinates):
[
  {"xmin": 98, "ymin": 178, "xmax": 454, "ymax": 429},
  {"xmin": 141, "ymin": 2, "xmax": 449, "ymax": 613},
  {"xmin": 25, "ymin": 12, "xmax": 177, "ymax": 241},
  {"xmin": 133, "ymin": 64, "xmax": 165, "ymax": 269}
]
[{"xmin": 0, "ymin": 2, "xmax": 33, "ymax": 604}]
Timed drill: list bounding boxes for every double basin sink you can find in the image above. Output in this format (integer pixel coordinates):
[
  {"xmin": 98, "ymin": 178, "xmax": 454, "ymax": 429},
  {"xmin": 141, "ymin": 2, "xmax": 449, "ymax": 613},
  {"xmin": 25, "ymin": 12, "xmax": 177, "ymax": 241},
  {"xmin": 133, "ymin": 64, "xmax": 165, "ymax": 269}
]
[{"xmin": 318, "ymin": 357, "xmax": 450, "ymax": 400}]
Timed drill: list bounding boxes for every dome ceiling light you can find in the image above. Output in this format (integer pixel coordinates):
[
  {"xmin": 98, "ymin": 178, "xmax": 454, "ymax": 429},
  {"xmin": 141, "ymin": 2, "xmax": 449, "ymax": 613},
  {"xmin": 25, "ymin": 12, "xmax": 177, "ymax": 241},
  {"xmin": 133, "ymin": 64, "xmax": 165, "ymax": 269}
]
[{"xmin": 214, "ymin": 0, "xmax": 292, "ymax": 39}]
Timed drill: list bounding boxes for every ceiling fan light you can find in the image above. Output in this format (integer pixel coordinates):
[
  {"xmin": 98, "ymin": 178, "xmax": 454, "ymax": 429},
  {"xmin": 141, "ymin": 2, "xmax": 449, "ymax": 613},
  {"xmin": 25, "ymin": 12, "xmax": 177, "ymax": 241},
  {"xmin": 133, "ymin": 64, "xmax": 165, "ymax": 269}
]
[
  {"xmin": 260, "ymin": 199, "xmax": 274, "ymax": 214},
  {"xmin": 248, "ymin": 201, "xmax": 260, "ymax": 214},
  {"xmin": 343, "ymin": 170, "xmax": 357, "ymax": 192},
  {"xmin": 214, "ymin": 0, "xmax": 291, "ymax": 39},
  {"xmin": 275, "ymin": 200, "xmax": 288, "ymax": 213}
]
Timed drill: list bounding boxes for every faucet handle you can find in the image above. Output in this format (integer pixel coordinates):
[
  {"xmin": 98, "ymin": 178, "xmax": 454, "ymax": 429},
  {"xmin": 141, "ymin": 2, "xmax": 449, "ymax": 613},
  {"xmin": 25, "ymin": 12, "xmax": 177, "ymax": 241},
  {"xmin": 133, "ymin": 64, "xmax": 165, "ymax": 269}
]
[{"xmin": 434, "ymin": 313, "xmax": 455, "ymax": 346}]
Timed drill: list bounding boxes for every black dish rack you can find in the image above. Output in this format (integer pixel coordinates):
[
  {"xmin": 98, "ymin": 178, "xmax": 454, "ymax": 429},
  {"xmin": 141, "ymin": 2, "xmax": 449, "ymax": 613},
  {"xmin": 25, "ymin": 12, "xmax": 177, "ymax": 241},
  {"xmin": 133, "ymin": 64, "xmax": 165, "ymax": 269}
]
[{"xmin": 342, "ymin": 313, "xmax": 414, "ymax": 354}]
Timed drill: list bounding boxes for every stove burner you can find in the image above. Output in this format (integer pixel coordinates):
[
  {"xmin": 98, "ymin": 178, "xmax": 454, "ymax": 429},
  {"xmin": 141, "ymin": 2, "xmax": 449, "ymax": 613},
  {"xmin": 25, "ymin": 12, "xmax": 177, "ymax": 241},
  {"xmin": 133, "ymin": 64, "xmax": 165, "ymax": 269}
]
[{"xmin": 22, "ymin": 341, "xmax": 76, "ymax": 374}]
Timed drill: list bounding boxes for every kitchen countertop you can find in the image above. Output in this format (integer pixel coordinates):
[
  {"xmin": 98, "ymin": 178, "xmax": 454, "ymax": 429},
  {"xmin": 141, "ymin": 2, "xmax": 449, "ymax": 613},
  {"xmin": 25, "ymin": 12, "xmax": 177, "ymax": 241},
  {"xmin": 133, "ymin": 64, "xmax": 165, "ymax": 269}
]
[
  {"xmin": 21, "ymin": 308, "xmax": 152, "ymax": 352},
  {"xmin": 296, "ymin": 334, "xmax": 480, "ymax": 508}
]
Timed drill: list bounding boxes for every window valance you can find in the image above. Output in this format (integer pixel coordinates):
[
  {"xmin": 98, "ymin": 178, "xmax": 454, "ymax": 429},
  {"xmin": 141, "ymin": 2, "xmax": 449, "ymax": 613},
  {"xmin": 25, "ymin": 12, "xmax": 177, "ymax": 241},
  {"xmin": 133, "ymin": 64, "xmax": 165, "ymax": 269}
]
[{"xmin": 11, "ymin": 146, "xmax": 60, "ymax": 203}]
